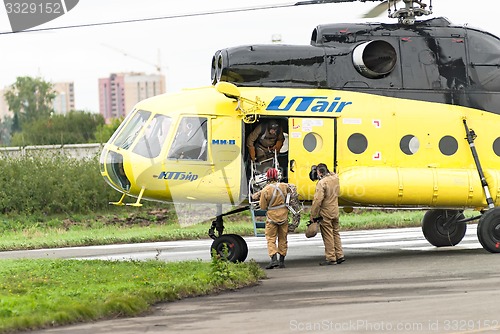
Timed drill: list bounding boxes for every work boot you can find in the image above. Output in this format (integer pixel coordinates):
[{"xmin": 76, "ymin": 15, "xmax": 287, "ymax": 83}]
[
  {"xmin": 265, "ymin": 254, "xmax": 279, "ymax": 269},
  {"xmin": 279, "ymin": 254, "xmax": 285, "ymax": 268},
  {"xmin": 319, "ymin": 259, "xmax": 336, "ymax": 266}
]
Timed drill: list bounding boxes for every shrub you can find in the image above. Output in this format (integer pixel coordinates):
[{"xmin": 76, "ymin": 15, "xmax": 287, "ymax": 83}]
[{"xmin": 0, "ymin": 153, "xmax": 137, "ymax": 215}]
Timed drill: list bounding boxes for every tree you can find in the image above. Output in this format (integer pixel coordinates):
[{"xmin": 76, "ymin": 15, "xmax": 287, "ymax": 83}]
[
  {"xmin": 94, "ymin": 117, "xmax": 123, "ymax": 143},
  {"xmin": 0, "ymin": 116, "xmax": 13, "ymax": 146},
  {"xmin": 10, "ymin": 111, "xmax": 105, "ymax": 146},
  {"xmin": 4, "ymin": 76, "xmax": 55, "ymax": 132}
]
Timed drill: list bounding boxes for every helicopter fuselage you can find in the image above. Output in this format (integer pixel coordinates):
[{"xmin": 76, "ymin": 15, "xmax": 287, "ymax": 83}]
[{"xmin": 99, "ymin": 16, "xmax": 500, "ymax": 255}]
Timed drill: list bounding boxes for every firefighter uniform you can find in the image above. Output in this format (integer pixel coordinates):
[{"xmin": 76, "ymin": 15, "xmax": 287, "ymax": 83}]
[
  {"xmin": 259, "ymin": 181, "xmax": 290, "ymax": 258},
  {"xmin": 246, "ymin": 122, "xmax": 285, "ymax": 163},
  {"xmin": 310, "ymin": 172, "xmax": 344, "ymax": 263}
]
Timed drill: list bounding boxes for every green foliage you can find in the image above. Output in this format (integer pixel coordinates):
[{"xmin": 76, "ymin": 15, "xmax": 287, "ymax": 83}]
[
  {"xmin": 0, "ymin": 116, "xmax": 13, "ymax": 146},
  {"xmin": 94, "ymin": 117, "xmax": 123, "ymax": 143},
  {"xmin": 10, "ymin": 111, "xmax": 105, "ymax": 146},
  {"xmin": 0, "ymin": 154, "xmax": 120, "ymax": 215},
  {"xmin": 0, "ymin": 259, "xmax": 264, "ymax": 333},
  {"xmin": 210, "ymin": 245, "xmax": 235, "ymax": 284},
  {"xmin": 3, "ymin": 76, "xmax": 55, "ymax": 132}
]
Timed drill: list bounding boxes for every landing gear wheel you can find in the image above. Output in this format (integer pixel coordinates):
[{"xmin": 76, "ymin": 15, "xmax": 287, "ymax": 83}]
[
  {"xmin": 422, "ymin": 209, "xmax": 466, "ymax": 247},
  {"xmin": 230, "ymin": 234, "xmax": 248, "ymax": 262},
  {"xmin": 477, "ymin": 208, "xmax": 500, "ymax": 253},
  {"xmin": 210, "ymin": 234, "xmax": 248, "ymax": 262}
]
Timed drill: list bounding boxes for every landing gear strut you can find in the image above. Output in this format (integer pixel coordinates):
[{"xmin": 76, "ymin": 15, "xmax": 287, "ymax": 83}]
[
  {"xmin": 462, "ymin": 119, "xmax": 500, "ymax": 253},
  {"xmin": 208, "ymin": 205, "xmax": 249, "ymax": 262}
]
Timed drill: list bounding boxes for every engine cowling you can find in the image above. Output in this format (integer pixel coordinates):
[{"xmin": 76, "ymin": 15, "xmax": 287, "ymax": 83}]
[
  {"xmin": 352, "ymin": 40, "xmax": 397, "ymax": 79},
  {"xmin": 211, "ymin": 45, "xmax": 328, "ymax": 88}
]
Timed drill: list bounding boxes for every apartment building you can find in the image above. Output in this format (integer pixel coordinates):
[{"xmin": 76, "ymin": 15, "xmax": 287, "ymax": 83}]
[{"xmin": 98, "ymin": 72, "xmax": 166, "ymax": 123}]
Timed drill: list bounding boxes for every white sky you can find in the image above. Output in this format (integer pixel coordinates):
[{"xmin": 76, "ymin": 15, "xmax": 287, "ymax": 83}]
[{"xmin": 0, "ymin": 0, "xmax": 497, "ymax": 112}]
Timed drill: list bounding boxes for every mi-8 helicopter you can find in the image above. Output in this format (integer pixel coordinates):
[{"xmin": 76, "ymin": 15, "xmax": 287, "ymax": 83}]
[{"xmin": 100, "ymin": 0, "xmax": 500, "ymax": 262}]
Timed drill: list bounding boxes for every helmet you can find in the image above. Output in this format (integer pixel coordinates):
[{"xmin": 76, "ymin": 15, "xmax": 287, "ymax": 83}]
[
  {"xmin": 266, "ymin": 168, "xmax": 279, "ymax": 181},
  {"xmin": 268, "ymin": 121, "xmax": 279, "ymax": 131}
]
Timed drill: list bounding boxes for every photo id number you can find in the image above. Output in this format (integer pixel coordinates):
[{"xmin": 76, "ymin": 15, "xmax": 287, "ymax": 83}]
[{"xmin": 5, "ymin": 2, "xmax": 63, "ymax": 14}]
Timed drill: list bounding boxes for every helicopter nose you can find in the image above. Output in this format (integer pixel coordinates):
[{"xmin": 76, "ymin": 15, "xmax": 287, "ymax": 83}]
[{"xmin": 100, "ymin": 148, "xmax": 131, "ymax": 192}]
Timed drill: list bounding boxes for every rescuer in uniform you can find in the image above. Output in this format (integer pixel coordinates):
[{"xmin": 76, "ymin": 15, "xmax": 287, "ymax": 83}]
[
  {"xmin": 252, "ymin": 167, "xmax": 290, "ymax": 269},
  {"xmin": 310, "ymin": 163, "xmax": 345, "ymax": 266},
  {"xmin": 246, "ymin": 120, "xmax": 285, "ymax": 165}
]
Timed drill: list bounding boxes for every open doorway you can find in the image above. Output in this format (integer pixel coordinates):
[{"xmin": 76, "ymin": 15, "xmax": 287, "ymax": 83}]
[{"xmin": 243, "ymin": 117, "xmax": 289, "ymax": 193}]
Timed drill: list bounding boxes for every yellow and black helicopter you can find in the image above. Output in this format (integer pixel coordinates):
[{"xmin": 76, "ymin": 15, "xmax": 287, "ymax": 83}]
[{"xmin": 100, "ymin": 0, "xmax": 500, "ymax": 261}]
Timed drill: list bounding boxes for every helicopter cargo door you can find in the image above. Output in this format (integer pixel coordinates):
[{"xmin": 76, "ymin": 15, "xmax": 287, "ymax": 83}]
[{"xmin": 288, "ymin": 117, "xmax": 335, "ymax": 199}]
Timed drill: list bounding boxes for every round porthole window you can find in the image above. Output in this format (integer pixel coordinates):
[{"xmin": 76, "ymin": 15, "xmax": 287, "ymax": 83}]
[
  {"xmin": 400, "ymin": 135, "xmax": 420, "ymax": 155},
  {"xmin": 439, "ymin": 135, "xmax": 458, "ymax": 156},
  {"xmin": 303, "ymin": 132, "xmax": 323, "ymax": 153},
  {"xmin": 493, "ymin": 138, "xmax": 500, "ymax": 157},
  {"xmin": 347, "ymin": 133, "xmax": 368, "ymax": 154}
]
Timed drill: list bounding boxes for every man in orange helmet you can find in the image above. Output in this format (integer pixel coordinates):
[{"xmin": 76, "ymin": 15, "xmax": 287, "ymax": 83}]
[{"xmin": 252, "ymin": 167, "xmax": 291, "ymax": 269}]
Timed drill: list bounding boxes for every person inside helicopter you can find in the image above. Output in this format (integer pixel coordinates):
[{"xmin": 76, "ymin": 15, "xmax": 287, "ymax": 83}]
[{"xmin": 246, "ymin": 119, "xmax": 285, "ymax": 172}]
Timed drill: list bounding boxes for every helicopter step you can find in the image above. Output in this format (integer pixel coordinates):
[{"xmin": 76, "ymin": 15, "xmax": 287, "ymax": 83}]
[{"xmin": 250, "ymin": 207, "xmax": 266, "ymax": 237}]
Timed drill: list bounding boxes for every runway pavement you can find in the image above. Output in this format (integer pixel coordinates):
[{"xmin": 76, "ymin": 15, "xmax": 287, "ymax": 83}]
[{"xmin": 16, "ymin": 224, "xmax": 500, "ymax": 334}]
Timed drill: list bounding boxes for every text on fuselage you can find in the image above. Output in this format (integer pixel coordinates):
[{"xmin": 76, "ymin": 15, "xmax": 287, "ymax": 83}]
[
  {"xmin": 266, "ymin": 96, "xmax": 352, "ymax": 113},
  {"xmin": 158, "ymin": 171, "xmax": 198, "ymax": 181}
]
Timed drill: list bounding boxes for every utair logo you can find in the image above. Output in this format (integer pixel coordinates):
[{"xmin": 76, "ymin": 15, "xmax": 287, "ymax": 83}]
[
  {"xmin": 266, "ymin": 96, "xmax": 352, "ymax": 113},
  {"xmin": 158, "ymin": 171, "xmax": 198, "ymax": 182}
]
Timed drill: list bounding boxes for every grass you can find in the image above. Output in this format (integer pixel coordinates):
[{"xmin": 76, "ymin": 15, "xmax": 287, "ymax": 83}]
[
  {"xmin": 0, "ymin": 257, "xmax": 265, "ymax": 333},
  {"xmin": 0, "ymin": 208, "xmax": 436, "ymax": 251},
  {"xmin": 0, "ymin": 208, "xmax": 480, "ymax": 333}
]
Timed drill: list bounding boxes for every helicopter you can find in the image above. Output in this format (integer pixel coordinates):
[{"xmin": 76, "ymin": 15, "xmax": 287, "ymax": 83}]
[{"xmin": 99, "ymin": 0, "xmax": 500, "ymax": 262}]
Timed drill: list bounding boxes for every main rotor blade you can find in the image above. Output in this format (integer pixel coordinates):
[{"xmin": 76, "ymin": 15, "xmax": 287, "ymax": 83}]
[
  {"xmin": 1, "ymin": 0, "xmax": 385, "ymax": 35},
  {"xmin": 294, "ymin": 0, "xmax": 357, "ymax": 5},
  {"xmin": 363, "ymin": 1, "xmax": 388, "ymax": 17},
  {"xmin": 363, "ymin": 0, "xmax": 403, "ymax": 18},
  {"xmin": 295, "ymin": 0, "xmax": 384, "ymax": 5}
]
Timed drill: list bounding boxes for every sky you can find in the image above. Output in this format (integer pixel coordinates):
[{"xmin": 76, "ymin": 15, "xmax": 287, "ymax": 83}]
[{"xmin": 0, "ymin": 0, "xmax": 498, "ymax": 113}]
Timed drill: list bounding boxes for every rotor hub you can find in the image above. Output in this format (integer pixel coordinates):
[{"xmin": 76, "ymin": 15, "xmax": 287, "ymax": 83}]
[{"xmin": 387, "ymin": 0, "xmax": 433, "ymax": 25}]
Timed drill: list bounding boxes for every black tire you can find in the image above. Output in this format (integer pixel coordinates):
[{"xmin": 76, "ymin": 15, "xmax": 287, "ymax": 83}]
[
  {"xmin": 422, "ymin": 209, "xmax": 466, "ymax": 247},
  {"xmin": 229, "ymin": 234, "xmax": 248, "ymax": 262},
  {"xmin": 477, "ymin": 208, "xmax": 500, "ymax": 253},
  {"xmin": 210, "ymin": 234, "xmax": 247, "ymax": 263}
]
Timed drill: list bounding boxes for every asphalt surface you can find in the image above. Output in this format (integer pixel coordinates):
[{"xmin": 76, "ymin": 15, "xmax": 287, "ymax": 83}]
[{"xmin": 13, "ymin": 225, "xmax": 500, "ymax": 334}]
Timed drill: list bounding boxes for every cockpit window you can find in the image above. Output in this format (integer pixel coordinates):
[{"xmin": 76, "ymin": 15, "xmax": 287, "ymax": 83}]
[
  {"xmin": 113, "ymin": 110, "xmax": 151, "ymax": 150},
  {"xmin": 168, "ymin": 116, "xmax": 208, "ymax": 160},
  {"xmin": 132, "ymin": 114, "xmax": 172, "ymax": 158}
]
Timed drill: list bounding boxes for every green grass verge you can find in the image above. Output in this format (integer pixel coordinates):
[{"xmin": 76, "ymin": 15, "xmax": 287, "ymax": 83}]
[
  {"xmin": 0, "ymin": 258, "xmax": 265, "ymax": 333},
  {"xmin": 0, "ymin": 209, "xmax": 436, "ymax": 251}
]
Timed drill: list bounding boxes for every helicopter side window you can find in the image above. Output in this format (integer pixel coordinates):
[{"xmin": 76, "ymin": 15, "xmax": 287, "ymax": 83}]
[
  {"xmin": 467, "ymin": 30, "xmax": 500, "ymax": 91},
  {"xmin": 167, "ymin": 117, "xmax": 208, "ymax": 160},
  {"xmin": 113, "ymin": 110, "xmax": 151, "ymax": 150},
  {"xmin": 132, "ymin": 114, "xmax": 172, "ymax": 158},
  {"xmin": 468, "ymin": 30, "xmax": 500, "ymax": 64}
]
